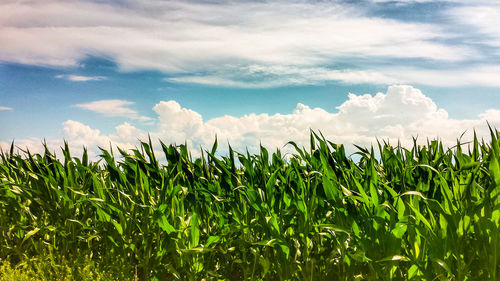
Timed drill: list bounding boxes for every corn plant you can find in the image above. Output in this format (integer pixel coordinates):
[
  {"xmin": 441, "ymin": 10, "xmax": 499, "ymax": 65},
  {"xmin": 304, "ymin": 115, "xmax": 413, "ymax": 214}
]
[{"xmin": 1, "ymin": 130, "xmax": 499, "ymax": 280}]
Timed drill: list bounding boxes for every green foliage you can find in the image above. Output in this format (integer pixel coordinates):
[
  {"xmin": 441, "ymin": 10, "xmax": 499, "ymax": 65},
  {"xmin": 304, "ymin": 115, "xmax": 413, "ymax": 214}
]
[
  {"xmin": 1, "ymin": 130, "xmax": 499, "ymax": 280},
  {"xmin": 0, "ymin": 253, "xmax": 132, "ymax": 281}
]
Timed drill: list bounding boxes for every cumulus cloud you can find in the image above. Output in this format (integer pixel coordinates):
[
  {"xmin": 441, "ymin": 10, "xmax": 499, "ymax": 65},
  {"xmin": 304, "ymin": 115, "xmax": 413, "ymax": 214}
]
[
  {"xmin": 0, "ymin": 121, "xmax": 148, "ymax": 159},
  {"xmin": 56, "ymin": 74, "xmax": 106, "ymax": 81},
  {"xmin": 61, "ymin": 120, "xmax": 147, "ymax": 150},
  {"xmin": 3, "ymin": 85, "xmax": 499, "ymax": 158},
  {"xmin": 75, "ymin": 99, "xmax": 152, "ymax": 121},
  {"xmin": 0, "ymin": 106, "xmax": 13, "ymax": 111}
]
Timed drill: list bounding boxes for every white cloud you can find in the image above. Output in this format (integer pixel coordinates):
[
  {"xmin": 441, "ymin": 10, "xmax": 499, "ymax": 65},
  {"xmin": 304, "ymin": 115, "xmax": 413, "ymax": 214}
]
[
  {"xmin": 371, "ymin": 0, "xmax": 446, "ymax": 3},
  {"xmin": 0, "ymin": 106, "xmax": 13, "ymax": 111},
  {"xmin": 3, "ymin": 85, "xmax": 499, "ymax": 158},
  {"xmin": 56, "ymin": 74, "xmax": 106, "ymax": 81},
  {"xmin": 61, "ymin": 120, "xmax": 147, "ymax": 150},
  {"xmin": 370, "ymin": 0, "xmax": 436, "ymax": 3},
  {"xmin": 4, "ymin": 0, "xmax": 500, "ymax": 88},
  {"xmin": 75, "ymin": 99, "xmax": 152, "ymax": 121},
  {"xmin": 385, "ymin": 65, "xmax": 500, "ymax": 87},
  {"xmin": 448, "ymin": 3, "xmax": 500, "ymax": 48},
  {"xmin": 167, "ymin": 64, "xmax": 500, "ymax": 88},
  {"xmin": 167, "ymin": 65, "xmax": 401, "ymax": 87},
  {"xmin": 1, "ymin": 0, "xmax": 499, "ymax": 88},
  {"xmin": 479, "ymin": 109, "xmax": 500, "ymax": 122},
  {"xmin": 0, "ymin": 0, "xmax": 473, "ymax": 81},
  {"xmin": 372, "ymin": 0, "xmax": 498, "ymax": 3},
  {"xmin": 0, "ymin": 121, "xmax": 148, "ymax": 159}
]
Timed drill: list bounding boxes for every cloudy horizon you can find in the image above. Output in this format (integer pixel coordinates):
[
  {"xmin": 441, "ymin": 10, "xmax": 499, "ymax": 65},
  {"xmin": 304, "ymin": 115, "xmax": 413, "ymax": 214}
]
[{"xmin": 1, "ymin": 0, "xmax": 499, "ymax": 157}]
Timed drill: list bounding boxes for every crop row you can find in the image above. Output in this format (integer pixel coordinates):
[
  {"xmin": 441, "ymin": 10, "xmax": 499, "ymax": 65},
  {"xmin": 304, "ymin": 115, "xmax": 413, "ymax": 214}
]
[{"xmin": 1, "ymin": 130, "xmax": 499, "ymax": 280}]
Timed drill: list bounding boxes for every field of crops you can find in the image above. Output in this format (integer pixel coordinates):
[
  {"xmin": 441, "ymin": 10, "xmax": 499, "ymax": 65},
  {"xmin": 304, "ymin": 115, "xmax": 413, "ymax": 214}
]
[{"xmin": 1, "ymin": 130, "xmax": 499, "ymax": 280}]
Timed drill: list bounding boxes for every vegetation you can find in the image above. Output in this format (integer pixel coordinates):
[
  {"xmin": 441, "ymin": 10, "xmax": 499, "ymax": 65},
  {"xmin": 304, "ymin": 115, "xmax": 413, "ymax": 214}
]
[
  {"xmin": 1, "ymin": 130, "xmax": 499, "ymax": 280},
  {"xmin": 0, "ymin": 255, "xmax": 129, "ymax": 281}
]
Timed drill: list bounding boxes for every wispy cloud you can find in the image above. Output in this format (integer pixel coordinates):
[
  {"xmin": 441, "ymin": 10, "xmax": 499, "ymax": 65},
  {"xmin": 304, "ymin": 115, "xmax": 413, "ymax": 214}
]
[
  {"xmin": 75, "ymin": 99, "xmax": 152, "ymax": 121},
  {"xmin": 386, "ymin": 65, "xmax": 500, "ymax": 87},
  {"xmin": 167, "ymin": 66, "xmax": 401, "ymax": 88},
  {"xmin": 371, "ymin": 0, "xmax": 498, "ymax": 3},
  {"xmin": 448, "ymin": 3, "xmax": 500, "ymax": 48},
  {"xmin": 167, "ymin": 64, "xmax": 500, "ymax": 88},
  {"xmin": 56, "ymin": 74, "xmax": 106, "ymax": 82},
  {"xmin": 0, "ymin": 0, "xmax": 480, "ymax": 86},
  {"xmin": 0, "ymin": 106, "xmax": 13, "ymax": 111},
  {"xmin": 0, "ymin": 0, "xmax": 498, "ymax": 88}
]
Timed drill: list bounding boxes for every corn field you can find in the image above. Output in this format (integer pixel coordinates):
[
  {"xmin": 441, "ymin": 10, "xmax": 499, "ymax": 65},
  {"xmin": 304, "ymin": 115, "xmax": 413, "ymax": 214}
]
[{"xmin": 1, "ymin": 130, "xmax": 499, "ymax": 280}]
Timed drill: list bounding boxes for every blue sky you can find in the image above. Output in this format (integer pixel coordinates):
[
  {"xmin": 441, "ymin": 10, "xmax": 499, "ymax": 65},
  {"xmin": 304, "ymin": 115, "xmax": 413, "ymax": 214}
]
[{"xmin": 1, "ymin": 0, "xmax": 499, "ymax": 156}]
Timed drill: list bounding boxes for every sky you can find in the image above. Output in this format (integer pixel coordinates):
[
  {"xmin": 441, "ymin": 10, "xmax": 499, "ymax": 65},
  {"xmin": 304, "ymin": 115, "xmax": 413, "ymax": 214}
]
[{"xmin": 1, "ymin": 0, "xmax": 500, "ymax": 157}]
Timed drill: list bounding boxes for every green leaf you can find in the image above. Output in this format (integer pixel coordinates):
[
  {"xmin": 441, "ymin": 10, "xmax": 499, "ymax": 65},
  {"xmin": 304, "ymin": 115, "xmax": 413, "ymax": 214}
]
[
  {"xmin": 315, "ymin": 224, "xmax": 350, "ymax": 234},
  {"xmin": 408, "ymin": 264, "xmax": 419, "ymax": 279},
  {"xmin": 391, "ymin": 222, "xmax": 407, "ymax": 239},
  {"xmin": 205, "ymin": 236, "xmax": 220, "ymax": 247},
  {"xmin": 279, "ymin": 244, "xmax": 290, "ymax": 259},
  {"xmin": 400, "ymin": 191, "xmax": 427, "ymax": 200},
  {"xmin": 268, "ymin": 216, "xmax": 280, "ymax": 234},
  {"xmin": 434, "ymin": 259, "xmax": 453, "ymax": 276},
  {"xmin": 190, "ymin": 212, "xmax": 200, "ymax": 248},
  {"xmin": 488, "ymin": 148, "xmax": 500, "ymax": 187},
  {"xmin": 378, "ymin": 255, "xmax": 410, "ymax": 262},
  {"xmin": 157, "ymin": 215, "xmax": 176, "ymax": 234},
  {"xmin": 112, "ymin": 220, "xmax": 123, "ymax": 236},
  {"xmin": 407, "ymin": 200, "xmax": 434, "ymax": 232},
  {"xmin": 259, "ymin": 257, "xmax": 271, "ymax": 276},
  {"xmin": 22, "ymin": 227, "xmax": 40, "ymax": 244}
]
